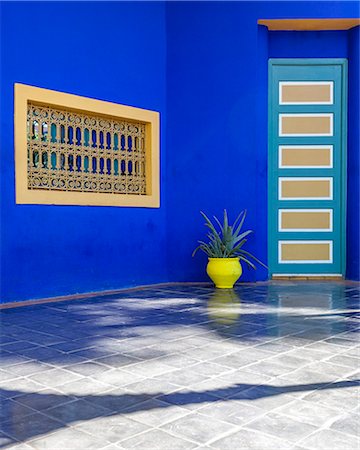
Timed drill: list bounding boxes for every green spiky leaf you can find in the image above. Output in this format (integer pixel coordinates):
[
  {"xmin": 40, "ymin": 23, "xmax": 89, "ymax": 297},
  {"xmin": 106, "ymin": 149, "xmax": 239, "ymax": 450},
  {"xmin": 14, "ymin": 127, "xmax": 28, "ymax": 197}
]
[{"xmin": 192, "ymin": 209, "xmax": 267, "ymax": 270}]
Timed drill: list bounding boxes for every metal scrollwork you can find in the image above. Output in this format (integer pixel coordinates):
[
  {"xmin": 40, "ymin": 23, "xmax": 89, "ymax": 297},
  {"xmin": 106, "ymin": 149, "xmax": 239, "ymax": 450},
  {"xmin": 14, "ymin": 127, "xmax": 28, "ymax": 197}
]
[{"xmin": 27, "ymin": 102, "xmax": 147, "ymax": 195}]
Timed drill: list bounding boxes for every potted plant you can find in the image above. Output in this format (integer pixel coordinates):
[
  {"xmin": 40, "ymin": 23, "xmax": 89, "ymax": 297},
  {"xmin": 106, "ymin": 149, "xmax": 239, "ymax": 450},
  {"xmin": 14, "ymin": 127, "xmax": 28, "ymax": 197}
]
[{"xmin": 192, "ymin": 209, "xmax": 266, "ymax": 288}]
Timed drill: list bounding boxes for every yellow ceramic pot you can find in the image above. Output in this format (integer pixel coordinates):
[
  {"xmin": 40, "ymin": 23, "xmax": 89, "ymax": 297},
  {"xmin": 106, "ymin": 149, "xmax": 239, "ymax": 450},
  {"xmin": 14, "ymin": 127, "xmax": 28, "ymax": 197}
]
[{"xmin": 206, "ymin": 257, "xmax": 242, "ymax": 288}]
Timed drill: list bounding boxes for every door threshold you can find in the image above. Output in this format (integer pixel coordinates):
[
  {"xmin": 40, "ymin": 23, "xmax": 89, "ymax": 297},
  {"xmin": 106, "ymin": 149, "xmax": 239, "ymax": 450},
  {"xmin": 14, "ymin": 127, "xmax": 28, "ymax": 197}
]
[{"xmin": 272, "ymin": 274, "xmax": 343, "ymax": 280}]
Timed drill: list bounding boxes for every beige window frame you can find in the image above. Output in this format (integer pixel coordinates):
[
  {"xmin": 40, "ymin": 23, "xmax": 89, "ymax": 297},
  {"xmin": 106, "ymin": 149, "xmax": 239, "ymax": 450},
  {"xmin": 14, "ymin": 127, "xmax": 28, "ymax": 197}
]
[{"xmin": 15, "ymin": 83, "xmax": 160, "ymax": 207}]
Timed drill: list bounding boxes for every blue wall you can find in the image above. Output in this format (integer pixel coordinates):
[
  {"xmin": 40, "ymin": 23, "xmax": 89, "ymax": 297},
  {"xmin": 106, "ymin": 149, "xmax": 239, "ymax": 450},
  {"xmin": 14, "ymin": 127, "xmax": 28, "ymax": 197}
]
[
  {"xmin": 166, "ymin": 1, "xmax": 360, "ymax": 283},
  {"xmin": 1, "ymin": 1, "xmax": 359, "ymax": 303},
  {"xmin": 0, "ymin": 1, "xmax": 167, "ymax": 302},
  {"xmin": 166, "ymin": 1, "xmax": 266, "ymax": 283},
  {"xmin": 347, "ymin": 26, "xmax": 360, "ymax": 280}
]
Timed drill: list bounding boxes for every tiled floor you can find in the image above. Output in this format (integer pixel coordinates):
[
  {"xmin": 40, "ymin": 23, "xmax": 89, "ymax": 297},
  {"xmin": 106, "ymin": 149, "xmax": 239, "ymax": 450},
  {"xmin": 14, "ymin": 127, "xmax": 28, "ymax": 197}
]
[{"xmin": 0, "ymin": 282, "xmax": 359, "ymax": 449}]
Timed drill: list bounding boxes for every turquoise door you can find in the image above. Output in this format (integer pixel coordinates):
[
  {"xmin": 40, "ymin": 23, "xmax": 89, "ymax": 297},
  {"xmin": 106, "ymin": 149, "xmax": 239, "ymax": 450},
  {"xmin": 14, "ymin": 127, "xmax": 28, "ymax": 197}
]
[{"xmin": 268, "ymin": 59, "xmax": 347, "ymax": 277}]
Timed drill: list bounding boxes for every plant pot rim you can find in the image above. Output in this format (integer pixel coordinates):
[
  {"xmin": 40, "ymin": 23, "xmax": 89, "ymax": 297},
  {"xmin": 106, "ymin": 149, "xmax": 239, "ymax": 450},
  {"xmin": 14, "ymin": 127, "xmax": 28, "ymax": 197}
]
[{"xmin": 208, "ymin": 257, "xmax": 240, "ymax": 261}]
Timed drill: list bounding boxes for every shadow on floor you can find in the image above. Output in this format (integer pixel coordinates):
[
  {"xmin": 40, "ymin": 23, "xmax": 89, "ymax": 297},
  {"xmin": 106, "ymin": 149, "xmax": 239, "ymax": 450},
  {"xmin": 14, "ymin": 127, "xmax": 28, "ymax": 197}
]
[
  {"xmin": 1, "ymin": 284, "xmax": 359, "ymax": 368},
  {"xmin": 1, "ymin": 379, "xmax": 359, "ymax": 446}
]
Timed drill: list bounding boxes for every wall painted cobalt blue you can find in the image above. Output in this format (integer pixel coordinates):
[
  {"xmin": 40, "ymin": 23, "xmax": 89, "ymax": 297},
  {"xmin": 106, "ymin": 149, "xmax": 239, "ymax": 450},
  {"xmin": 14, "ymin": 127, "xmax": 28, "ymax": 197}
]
[
  {"xmin": 347, "ymin": 25, "xmax": 360, "ymax": 280},
  {"xmin": 0, "ymin": 1, "xmax": 167, "ymax": 302},
  {"xmin": 1, "ymin": 1, "xmax": 359, "ymax": 303},
  {"xmin": 166, "ymin": 1, "xmax": 360, "ymax": 284}
]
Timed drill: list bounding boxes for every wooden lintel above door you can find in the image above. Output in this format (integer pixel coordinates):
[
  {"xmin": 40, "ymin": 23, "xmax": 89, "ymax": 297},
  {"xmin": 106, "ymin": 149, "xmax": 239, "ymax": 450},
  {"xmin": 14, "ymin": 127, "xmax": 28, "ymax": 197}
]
[{"xmin": 258, "ymin": 18, "xmax": 360, "ymax": 31}]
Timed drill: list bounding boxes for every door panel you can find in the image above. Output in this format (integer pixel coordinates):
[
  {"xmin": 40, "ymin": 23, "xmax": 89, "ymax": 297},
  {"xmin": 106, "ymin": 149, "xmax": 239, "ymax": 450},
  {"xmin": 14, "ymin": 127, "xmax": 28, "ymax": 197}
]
[{"xmin": 268, "ymin": 59, "xmax": 347, "ymax": 277}]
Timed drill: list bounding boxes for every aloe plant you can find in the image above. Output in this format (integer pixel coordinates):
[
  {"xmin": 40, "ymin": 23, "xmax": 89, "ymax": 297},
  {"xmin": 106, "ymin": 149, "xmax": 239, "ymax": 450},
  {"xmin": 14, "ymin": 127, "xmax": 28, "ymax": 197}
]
[{"xmin": 192, "ymin": 210, "xmax": 267, "ymax": 270}]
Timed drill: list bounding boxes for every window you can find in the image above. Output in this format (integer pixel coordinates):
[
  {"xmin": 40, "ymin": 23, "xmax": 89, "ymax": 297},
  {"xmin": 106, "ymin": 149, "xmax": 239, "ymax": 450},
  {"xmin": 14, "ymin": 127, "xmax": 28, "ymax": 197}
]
[{"xmin": 15, "ymin": 84, "xmax": 160, "ymax": 207}]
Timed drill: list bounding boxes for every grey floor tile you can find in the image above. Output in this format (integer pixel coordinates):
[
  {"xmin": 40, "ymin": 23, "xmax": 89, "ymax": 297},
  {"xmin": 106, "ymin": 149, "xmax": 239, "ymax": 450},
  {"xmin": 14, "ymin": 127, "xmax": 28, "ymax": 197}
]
[
  {"xmin": 28, "ymin": 368, "xmax": 83, "ymax": 388},
  {"xmin": 124, "ymin": 347, "xmax": 167, "ymax": 361},
  {"xmin": 330, "ymin": 412, "xmax": 360, "ymax": 437},
  {"xmin": 65, "ymin": 361, "xmax": 111, "ymax": 376},
  {"xmin": 267, "ymin": 354, "xmax": 311, "ymax": 370},
  {"xmin": 217, "ymin": 368, "xmax": 273, "ymax": 386},
  {"xmin": 157, "ymin": 389, "xmax": 220, "ymax": 411},
  {"xmin": 153, "ymin": 369, "xmax": 208, "ymax": 387},
  {"xmin": 121, "ymin": 398, "xmax": 191, "ymax": 427},
  {"xmin": 74, "ymin": 413, "xmax": 151, "ymax": 443},
  {"xmin": 230, "ymin": 385, "xmax": 296, "ymax": 410},
  {"xmin": 0, "ymin": 378, "xmax": 45, "ymax": 398},
  {"xmin": 245, "ymin": 360, "xmax": 296, "ymax": 378},
  {"xmin": 278, "ymin": 368, "xmax": 337, "ymax": 385},
  {"xmin": 186, "ymin": 377, "xmax": 247, "ymax": 400},
  {"xmin": 159, "ymin": 355, "xmax": 201, "ymax": 369},
  {"xmin": 211, "ymin": 428, "xmax": 292, "ymax": 449},
  {"xmin": 341, "ymin": 346, "xmax": 360, "ymax": 358},
  {"xmin": 83, "ymin": 390, "xmax": 152, "ymax": 414},
  {"xmin": 5, "ymin": 362, "xmax": 53, "ymax": 377},
  {"xmin": 184, "ymin": 346, "xmax": 234, "ymax": 362},
  {"xmin": 161, "ymin": 412, "xmax": 237, "ymax": 445},
  {"xmin": 19, "ymin": 346, "xmax": 65, "ymax": 361},
  {"xmin": 306, "ymin": 361, "xmax": 356, "ymax": 379},
  {"xmin": 0, "ymin": 412, "xmax": 65, "ymax": 442},
  {"xmin": 90, "ymin": 368, "xmax": 146, "ymax": 387},
  {"xmin": 69, "ymin": 347, "xmax": 117, "ymax": 360},
  {"xmin": 197, "ymin": 399, "xmax": 265, "ymax": 426},
  {"xmin": 28, "ymin": 426, "xmax": 110, "ymax": 449},
  {"xmin": 211, "ymin": 350, "xmax": 269, "ymax": 370},
  {"xmin": 287, "ymin": 347, "xmax": 334, "ymax": 362},
  {"xmin": 0, "ymin": 398, "xmax": 35, "ymax": 422},
  {"xmin": 306, "ymin": 342, "xmax": 350, "ymax": 355},
  {"xmin": 45, "ymin": 398, "xmax": 111, "ymax": 424},
  {"xmin": 245, "ymin": 411, "xmax": 317, "ymax": 443},
  {"xmin": 122, "ymin": 361, "xmax": 176, "ymax": 378},
  {"xmin": 1, "ymin": 341, "xmax": 39, "ymax": 353},
  {"xmin": 326, "ymin": 354, "xmax": 360, "ymax": 369},
  {"xmin": 324, "ymin": 337, "xmax": 358, "ymax": 347},
  {"xmin": 13, "ymin": 390, "xmax": 76, "ymax": 412},
  {"xmin": 118, "ymin": 428, "xmax": 197, "ymax": 449},
  {"xmin": 187, "ymin": 362, "xmax": 233, "ymax": 378},
  {"xmin": 275, "ymin": 399, "xmax": 341, "ymax": 427},
  {"xmin": 0, "ymin": 352, "xmax": 32, "ymax": 368},
  {"xmin": 254, "ymin": 341, "xmax": 294, "ymax": 353},
  {"xmin": 302, "ymin": 385, "xmax": 360, "ymax": 411},
  {"xmin": 95, "ymin": 354, "xmax": 141, "ymax": 369},
  {"xmin": 48, "ymin": 340, "xmax": 96, "ymax": 353},
  {"xmin": 125, "ymin": 378, "xmax": 181, "ymax": 396},
  {"xmin": 55, "ymin": 377, "xmax": 114, "ymax": 395},
  {"xmin": 299, "ymin": 428, "xmax": 360, "ymax": 450},
  {"xmin": 0, "ymin": 370, "xmax": 21, "ymax": 382}
]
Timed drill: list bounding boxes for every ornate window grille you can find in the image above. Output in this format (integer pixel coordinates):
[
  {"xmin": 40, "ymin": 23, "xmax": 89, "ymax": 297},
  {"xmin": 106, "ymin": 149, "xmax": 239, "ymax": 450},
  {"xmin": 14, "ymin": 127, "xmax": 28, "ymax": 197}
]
[
  {"xmin": 15, "ymin": 84, "xmax": 159, "ymax": 207},
  {"xmin": 27, "ymin": 103, "xmax": 147, "ymax": 195}
]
